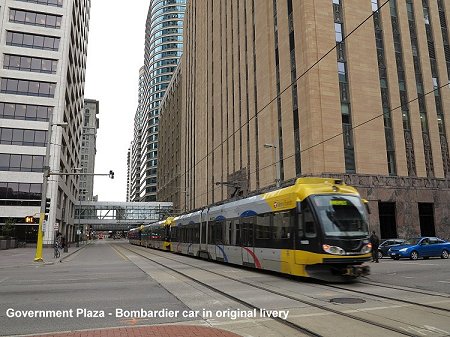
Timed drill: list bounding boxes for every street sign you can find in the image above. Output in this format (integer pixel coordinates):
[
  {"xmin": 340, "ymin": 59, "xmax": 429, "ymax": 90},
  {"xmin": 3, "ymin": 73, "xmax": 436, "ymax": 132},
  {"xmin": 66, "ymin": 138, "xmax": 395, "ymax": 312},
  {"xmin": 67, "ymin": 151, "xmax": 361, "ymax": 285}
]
[
  {"xmin": 54, "ymin": 222, "xmax": 59, "ymax": 230},
  {"xmin": 42, "ymin": 220, "xmax": 47, "ymax": 233}
]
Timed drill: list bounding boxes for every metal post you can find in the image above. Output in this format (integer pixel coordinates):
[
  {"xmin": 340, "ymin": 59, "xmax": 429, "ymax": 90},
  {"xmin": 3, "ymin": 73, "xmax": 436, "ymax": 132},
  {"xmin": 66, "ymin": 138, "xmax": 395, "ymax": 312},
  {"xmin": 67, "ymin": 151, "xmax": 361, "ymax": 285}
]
[
  {"xmin": 264, "ymin": 144, "xmax": 281, "ymax": 188},
  {"xmin": 34, "ymin": 122, "xmax": 67, "ymax": 262},
  {"xmin": 275, "ymin": 147, "xmax": 281, "ymax": 188},
  {"xmin": 76, "ymin": 199, "xmax": 80, "ymax": 247},
  {"xmin": 34, "ymin": 121, "xmax": 53, "ymax": 262}
]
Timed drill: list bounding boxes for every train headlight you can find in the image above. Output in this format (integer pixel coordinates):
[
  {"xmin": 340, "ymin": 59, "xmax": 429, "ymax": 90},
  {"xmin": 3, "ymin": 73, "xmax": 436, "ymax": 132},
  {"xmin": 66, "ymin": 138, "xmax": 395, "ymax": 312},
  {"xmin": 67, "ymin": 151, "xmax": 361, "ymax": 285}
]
[
  {"xmin": 322, "ymin": 244, "xmax": 346, "ymax": 255},
  {"xmin": 361, "ymin": 243, "xmax": 372, "ymax": 254}
]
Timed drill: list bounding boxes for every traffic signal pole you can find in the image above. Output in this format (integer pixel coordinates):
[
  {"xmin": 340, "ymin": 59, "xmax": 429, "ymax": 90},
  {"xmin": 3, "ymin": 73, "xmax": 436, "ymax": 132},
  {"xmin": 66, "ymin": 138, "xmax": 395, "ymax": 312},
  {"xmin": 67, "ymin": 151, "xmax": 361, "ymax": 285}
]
[{"xmin": 34, "ymin": 122, "xmax": 53, "ymax": 262}]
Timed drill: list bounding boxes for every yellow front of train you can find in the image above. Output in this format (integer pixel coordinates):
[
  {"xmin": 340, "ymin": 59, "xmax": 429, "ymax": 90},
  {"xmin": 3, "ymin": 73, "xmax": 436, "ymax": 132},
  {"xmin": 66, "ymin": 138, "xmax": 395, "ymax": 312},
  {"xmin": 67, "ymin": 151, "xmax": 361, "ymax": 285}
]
[{"xmin": 264, "ymin": 177, "xmax": 371, "ymax": 281}]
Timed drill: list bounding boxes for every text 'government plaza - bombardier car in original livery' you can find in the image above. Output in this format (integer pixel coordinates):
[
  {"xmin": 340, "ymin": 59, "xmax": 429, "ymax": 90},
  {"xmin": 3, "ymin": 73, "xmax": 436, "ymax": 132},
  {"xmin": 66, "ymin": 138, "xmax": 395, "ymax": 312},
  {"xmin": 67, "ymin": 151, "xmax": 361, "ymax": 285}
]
[{"xmin": 129, "ymin": 177, "xmax": 372, "ymax": 281}]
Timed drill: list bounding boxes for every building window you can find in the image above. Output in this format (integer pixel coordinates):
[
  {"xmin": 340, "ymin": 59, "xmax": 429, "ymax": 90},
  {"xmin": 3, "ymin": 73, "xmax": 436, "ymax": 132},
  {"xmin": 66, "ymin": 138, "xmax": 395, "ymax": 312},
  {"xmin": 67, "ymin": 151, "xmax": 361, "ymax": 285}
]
[
  {"xmin": 418, "ymin": 203, "xmax": 435, "ymax": 236},
  {"xmin": 6, "ymin": 31, "xmax": 60, "ymax": 51},
  {"xmin": 0, "ymin": 102, "xmax": 52, "ymax": 122},
  {"xmin": 0, "ymin": 153, "xmax": 44, "ymax": 172},
  {"xmin": 15, "ymin": 0, "xmax": 63, "ymax": 7},
  {"xmin": 4, "ymin": 54, "xmax": 58, "ymax": 74},
  {"xmin": 0, "ymin": 182, "xmax": 42, "ymax": 200},
  {"xmin": 9, "ymin": 8, "xmax": 62, "ymax": 28},
  {"xmin": 0, "ymin": 128, "xmax": 48, "ymax": 147},
  {"xmin": 378, "ymin": 202, "xmax": 397, "ymax": 239},
  {"xmin": 1, "ymin": 78, "xmax": 56, "ymax": 97}
]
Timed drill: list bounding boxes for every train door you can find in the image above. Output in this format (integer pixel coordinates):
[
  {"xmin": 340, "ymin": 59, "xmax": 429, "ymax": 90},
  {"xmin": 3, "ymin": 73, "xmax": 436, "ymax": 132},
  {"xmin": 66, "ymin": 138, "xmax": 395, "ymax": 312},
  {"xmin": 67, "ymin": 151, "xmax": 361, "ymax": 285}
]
[
  {"xmin": 295, "ymin": 200, "xmax": 320, "ymax": 265},
  {"xmin": 240, "ymin": 217, "xmax": 256, "ymax": 267}
]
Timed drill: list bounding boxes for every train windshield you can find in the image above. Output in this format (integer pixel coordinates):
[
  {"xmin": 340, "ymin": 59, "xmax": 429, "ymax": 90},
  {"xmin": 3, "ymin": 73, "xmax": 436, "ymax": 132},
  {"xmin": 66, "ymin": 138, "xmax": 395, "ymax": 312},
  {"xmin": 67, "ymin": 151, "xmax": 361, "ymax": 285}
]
[{"xmin": 311, "ymin": 195, "xmax": 369, "ymax": 238}]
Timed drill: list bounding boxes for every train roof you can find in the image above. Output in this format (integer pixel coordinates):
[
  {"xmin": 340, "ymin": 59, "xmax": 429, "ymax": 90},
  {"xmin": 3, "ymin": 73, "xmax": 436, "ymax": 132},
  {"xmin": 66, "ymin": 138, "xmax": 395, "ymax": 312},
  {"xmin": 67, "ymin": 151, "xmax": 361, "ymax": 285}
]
[{"xmin": 173, "ymin": 177, "xmax": 360, "ymax": 224}]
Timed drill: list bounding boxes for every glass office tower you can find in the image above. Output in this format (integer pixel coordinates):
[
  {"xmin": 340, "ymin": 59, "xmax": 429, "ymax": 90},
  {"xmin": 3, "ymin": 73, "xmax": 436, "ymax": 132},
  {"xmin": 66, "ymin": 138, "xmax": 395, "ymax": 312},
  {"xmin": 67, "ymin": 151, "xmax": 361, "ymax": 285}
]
[{"xmin": 133, "ymin": 0, "xmax": 185, "ymax": 202}]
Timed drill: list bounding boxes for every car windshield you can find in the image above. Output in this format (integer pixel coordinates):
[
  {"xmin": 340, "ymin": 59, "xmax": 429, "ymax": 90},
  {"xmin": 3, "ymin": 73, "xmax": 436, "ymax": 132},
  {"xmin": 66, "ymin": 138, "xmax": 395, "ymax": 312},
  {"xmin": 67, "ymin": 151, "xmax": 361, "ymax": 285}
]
[
  {"xmin": 311, "ymin": 194, "xmax": 369, "ymax": 238},
  {"xmin": 404, "ymin": 238, "xmax": 421, "ymax": 245}
]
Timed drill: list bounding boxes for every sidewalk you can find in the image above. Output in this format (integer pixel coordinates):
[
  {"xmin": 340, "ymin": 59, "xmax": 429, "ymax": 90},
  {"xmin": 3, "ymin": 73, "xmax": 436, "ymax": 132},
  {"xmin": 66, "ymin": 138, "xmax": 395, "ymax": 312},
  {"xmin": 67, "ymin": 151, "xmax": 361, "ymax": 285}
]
[
  {"xmin": 0, "ymin": 243, "xmax": 88, "ymax": 268},
  {"xmin": 23, "ymin": 325, "xmax": 242, "ymax": 337}
]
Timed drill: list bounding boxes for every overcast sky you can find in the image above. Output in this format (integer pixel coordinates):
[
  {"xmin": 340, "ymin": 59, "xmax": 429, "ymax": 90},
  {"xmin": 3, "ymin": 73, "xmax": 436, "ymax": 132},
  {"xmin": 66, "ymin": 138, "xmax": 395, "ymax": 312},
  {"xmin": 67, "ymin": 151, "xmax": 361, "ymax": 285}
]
[{"xmin": 84, "ymin": 2, "xmax": 149, "ymax": 201}]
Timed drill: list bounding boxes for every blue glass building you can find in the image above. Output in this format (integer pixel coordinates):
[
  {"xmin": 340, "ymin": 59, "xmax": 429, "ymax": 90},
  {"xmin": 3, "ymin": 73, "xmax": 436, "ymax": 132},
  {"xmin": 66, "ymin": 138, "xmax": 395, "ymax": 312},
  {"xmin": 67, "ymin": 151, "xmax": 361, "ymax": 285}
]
[{"xmin": 133, "ymin": 0, "xmax": 186, "ymax": 202}]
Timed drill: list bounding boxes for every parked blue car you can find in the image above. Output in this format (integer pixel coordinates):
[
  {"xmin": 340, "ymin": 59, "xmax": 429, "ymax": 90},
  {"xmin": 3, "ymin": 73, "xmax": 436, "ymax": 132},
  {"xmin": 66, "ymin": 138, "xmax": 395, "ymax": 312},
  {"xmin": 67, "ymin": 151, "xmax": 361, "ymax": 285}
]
[{"xmin": 388, "ymin": 237, "xmax": 450, "ymax": 260}]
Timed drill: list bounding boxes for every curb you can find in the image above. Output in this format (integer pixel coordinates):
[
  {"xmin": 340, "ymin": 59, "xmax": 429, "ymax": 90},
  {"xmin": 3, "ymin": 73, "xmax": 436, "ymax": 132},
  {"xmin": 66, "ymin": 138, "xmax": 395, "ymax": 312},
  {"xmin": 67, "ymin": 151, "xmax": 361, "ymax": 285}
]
[{"xmin": 58, "ymin": 241, "xmax": 92, "ymax": 263}]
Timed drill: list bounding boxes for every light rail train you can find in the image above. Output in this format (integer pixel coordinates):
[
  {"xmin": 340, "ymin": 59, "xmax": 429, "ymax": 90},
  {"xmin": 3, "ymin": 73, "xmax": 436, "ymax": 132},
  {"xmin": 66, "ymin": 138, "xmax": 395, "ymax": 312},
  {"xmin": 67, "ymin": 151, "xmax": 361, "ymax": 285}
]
[{"xmin": 128, "ymin": 177, "xmax": 371, "ymax": 281}]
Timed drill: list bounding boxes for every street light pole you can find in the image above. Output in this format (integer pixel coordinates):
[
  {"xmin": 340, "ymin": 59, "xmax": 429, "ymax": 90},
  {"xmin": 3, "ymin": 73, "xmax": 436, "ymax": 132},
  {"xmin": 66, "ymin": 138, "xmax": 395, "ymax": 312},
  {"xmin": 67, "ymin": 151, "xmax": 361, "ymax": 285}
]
[
  {"xmin": 34, "ymin": 122, "xmax": 68, "ymax": 262},
  {"xmin": 264, "ymin": 143, "xmax": 281, "ymax": 188}
]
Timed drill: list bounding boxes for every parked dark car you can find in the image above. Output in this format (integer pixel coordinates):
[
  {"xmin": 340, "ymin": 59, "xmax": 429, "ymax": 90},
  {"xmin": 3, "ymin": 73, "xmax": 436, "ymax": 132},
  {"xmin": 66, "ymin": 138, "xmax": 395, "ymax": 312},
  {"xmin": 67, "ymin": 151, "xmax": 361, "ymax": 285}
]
[
  {"xmin": 378, "ymin": 239, "xmax": 405, "ymax": 259},
  {"xmin": 388, "ymin": 237, "xmax": 450, "ymax": 260}
]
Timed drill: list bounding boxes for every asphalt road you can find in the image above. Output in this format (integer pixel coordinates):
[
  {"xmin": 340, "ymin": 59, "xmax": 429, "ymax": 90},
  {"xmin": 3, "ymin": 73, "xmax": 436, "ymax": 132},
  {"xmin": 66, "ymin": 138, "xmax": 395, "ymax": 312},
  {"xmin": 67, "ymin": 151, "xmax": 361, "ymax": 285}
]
[
  {"xmin": 1, "ymin": 240, "xmax": 449, "ymax": 337},
  {"xmin": 0, "ymin": 240, "xmax": 192, "ymax": 336},
  {"xmin": 364, "ymin": 257, "xmax": 450, "ymax": 293}
]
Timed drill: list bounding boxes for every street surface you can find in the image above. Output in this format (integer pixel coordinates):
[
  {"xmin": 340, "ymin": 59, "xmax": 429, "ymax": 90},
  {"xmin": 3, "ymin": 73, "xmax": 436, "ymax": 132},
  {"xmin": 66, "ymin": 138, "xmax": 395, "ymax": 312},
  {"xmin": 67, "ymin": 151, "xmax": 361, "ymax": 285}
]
[{"xmin": 0, "ymin": 240, "xmax": 449, "ymax": 337}]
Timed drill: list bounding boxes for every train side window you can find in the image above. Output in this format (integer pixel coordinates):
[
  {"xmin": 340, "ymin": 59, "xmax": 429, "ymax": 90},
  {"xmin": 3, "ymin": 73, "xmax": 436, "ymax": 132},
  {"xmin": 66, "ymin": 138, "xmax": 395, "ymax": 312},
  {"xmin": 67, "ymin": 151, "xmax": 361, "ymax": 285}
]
[
  {"xmin": 240, "ymin": 216, "xmax": 255, "ymax": 247},
  {"xmin": 234, "ymin": 221, "xmax": 241, "ymax": 246},
  {"xmin": 303, "ymin": 202, "xmax": 317, "ymax": 238},
  {"xmin": 224, "ymin": 220, "xmax": 232, "ymax": 245},
  {"xmin": 208, "ymin": 220, "xmax": 215, "ymax": 243},
  {"xmin": 273, "ymin": 211, "xmax": 294, "ymax": 249},
  {"xmin": 201, "ymin": 221, "xmax": 207, "ymax": 244},
  {"xmin": 255, "ymin": 213, "xmax": 271, "ymax": 248},
  {"xmin": 194, "ymin": 223, "xmax": 200, "ymax": 243}
]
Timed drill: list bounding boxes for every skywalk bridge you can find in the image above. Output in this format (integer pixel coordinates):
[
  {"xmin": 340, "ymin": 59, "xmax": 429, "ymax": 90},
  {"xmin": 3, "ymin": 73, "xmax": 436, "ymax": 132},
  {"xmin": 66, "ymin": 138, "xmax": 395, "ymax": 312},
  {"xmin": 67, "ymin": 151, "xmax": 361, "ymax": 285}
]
[{"xmin": 74, "ymin": 201, "xmax": 173, "ymax": 231}]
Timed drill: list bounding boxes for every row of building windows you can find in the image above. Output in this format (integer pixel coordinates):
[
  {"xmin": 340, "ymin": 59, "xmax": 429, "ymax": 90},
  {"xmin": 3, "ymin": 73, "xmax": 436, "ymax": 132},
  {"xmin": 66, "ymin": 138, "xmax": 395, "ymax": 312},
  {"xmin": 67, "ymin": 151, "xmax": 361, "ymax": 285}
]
[
  {"xmin": 4, "ymin": 54, "xmax": 58, "ymax": 74},
  {"xmin": 0, "ymin": 182, "xmax": 42, "ymax": 200},
  {"xmin": 0, "ymin": 102, "xmax": 52, "ymax": 122},
  {"xmin": 9, "ymin": 8, "xmax": 62, "ymax": 29},
  {"xmin": 150, "ymin": 5, "xmax": 185, "ymax": 22},
  {"xmin": 6, "ymin": 31, "xmax": 60, "ymax": 51},
  {"xmin": 0, "ymin": 128, "xmax": 48, "ymax": 147},
  {"xmin": 1, "ymin": 78, "xmax": 56, "ymax": 97},
  {"xmin": 0, "ymin": 153, "xmax": 44, "ymax": 172},
  {"xmin": 16, "ymin": 0, "xmax": 63, "ymax": 7}
]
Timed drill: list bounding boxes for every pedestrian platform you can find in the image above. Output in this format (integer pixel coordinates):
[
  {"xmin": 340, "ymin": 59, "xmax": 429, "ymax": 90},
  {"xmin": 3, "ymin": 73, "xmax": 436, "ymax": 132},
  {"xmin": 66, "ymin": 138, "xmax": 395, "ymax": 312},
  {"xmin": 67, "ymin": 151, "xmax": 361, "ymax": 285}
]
[{"xmin": 25, "ymin": 325, "xmax": 242, "ymax": 337}]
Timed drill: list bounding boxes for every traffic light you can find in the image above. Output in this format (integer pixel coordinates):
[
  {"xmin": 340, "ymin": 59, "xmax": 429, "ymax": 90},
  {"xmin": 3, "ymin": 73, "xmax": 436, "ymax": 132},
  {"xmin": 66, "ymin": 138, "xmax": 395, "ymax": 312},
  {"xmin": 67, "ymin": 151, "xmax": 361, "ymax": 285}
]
[
  {"xmin": 109, "ymin": 170, "xmax": 114, "ymax": 179},
  {"xmin": 25, "ymin": 216, "xmax": 34, "ymax": 223},
  {"xmin": 45, "ymin": 198, "xmax": 51, "ymax": 214}
]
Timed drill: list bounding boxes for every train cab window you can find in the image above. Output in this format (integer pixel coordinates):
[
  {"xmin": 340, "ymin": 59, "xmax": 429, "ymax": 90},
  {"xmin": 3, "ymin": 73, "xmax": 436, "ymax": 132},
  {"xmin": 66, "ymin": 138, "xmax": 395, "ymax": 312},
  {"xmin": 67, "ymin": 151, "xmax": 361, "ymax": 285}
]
[{"xmin": 303, "ymin": 202, "xmax": 317, "ymax": 238}]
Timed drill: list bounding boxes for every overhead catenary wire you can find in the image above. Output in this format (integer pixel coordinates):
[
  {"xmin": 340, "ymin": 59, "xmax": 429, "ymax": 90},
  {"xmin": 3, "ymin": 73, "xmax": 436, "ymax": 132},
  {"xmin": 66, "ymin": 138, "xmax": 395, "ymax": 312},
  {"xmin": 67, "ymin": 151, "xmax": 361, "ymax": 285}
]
[
  {"xmin": 168, "ymin": 0, "xmax": 390, "ymax": 193},
  {"xmin": 182, "ymin": 80, "xmax": 450, "ymax": 210},
  {"xmin": 172, "ymin": 0, "xmax": 392, "ymax": 187}
]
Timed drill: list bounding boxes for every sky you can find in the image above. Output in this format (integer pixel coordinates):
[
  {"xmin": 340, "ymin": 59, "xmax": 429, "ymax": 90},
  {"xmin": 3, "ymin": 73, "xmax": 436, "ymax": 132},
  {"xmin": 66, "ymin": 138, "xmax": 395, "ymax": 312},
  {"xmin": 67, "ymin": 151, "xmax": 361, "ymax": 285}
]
[{"xmin": 84, "ymin": 2, "xmax": 149, "ymax": 202}]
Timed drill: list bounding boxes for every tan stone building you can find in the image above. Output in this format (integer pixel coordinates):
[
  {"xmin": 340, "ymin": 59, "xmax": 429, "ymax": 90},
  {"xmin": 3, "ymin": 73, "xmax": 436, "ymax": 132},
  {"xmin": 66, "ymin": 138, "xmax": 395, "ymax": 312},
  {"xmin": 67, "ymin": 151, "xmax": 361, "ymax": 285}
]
[{"xmin": 158, "ymin": 0, "xmax": 450, "ymax": 239}]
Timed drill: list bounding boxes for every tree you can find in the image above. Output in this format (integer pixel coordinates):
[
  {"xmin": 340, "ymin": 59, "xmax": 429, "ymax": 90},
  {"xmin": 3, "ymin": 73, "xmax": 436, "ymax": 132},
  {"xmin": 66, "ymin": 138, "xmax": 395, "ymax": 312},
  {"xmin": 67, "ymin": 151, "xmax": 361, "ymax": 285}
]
[{"xmin": 2, "ymin": 218, "xmax": 16, "ymax": 238}]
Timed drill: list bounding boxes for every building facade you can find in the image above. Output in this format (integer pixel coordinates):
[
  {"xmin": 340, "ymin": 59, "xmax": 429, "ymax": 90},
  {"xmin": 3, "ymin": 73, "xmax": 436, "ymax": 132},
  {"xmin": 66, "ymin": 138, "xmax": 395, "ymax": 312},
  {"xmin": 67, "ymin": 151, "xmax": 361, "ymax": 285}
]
[
  {"xmin": 157, "ymin": 60, "xmax": 182, "ymax": 212},
  {"xmin": 131, "ymin": 0, "xmax": 186, "ymax": 202},
  {"xmin": 176, "ymin": 0, "xmax": 450, "ymax": 239},
  {"xmin": 0, "ymin": 0, "xmax": 91, "ymax": 244},
  {"xmin": 79, "ymin": 99, "xmax": 98, "ymax": 202},
  {"xmin": 129, "ymin": 66, "xmax": 145, "ymax": 202}
]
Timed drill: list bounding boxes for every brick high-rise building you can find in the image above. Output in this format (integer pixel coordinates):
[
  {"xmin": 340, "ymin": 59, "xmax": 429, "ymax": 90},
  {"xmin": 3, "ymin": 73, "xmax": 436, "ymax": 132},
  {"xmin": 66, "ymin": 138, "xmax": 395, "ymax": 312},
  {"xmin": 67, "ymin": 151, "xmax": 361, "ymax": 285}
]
[{"xmin": 173, "ymin": 0, "xmax": 450, "ymax": 239}]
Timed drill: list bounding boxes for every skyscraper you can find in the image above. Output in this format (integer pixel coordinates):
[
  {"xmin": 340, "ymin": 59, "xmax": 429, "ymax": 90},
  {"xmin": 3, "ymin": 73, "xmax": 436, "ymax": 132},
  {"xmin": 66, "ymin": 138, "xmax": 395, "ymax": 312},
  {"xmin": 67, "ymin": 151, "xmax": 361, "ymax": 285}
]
[
  {"xmin": 171, "ymin": 0, "xmax": 449, "ymax": 238},
  {"xmin": 130, "ymin": 0, "xmax": 186, "ymax": 202},
  {"xmin": 0, "ymin": 0, "xmax": 91, "ymax": 245}
]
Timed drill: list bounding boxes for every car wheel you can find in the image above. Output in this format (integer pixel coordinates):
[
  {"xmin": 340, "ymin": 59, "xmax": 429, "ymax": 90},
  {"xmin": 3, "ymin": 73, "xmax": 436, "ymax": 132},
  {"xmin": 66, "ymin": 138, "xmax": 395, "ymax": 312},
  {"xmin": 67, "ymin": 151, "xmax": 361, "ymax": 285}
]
[
  {"xmin": 410, "ymin": 251, "xmax": 419, "ymax": 260},
  {"xmin": 378, "ymin": 251, "xmax": 383, "ymax": 259},
  {"xmin": 441, "ymin": 250, "xmax": 449, "ymax": 259}
]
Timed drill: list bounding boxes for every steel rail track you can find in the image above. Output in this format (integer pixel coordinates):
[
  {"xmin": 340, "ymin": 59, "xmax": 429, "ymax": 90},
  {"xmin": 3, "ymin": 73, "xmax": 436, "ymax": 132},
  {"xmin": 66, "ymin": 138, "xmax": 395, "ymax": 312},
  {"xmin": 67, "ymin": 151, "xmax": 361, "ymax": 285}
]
[
  {"xmin": 118, "ymin": 244, "xmax": 323, "ymax": 337},
  {"xmin": 120, "ymin": 244, "xmax": 424, "ymax": 337}
]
